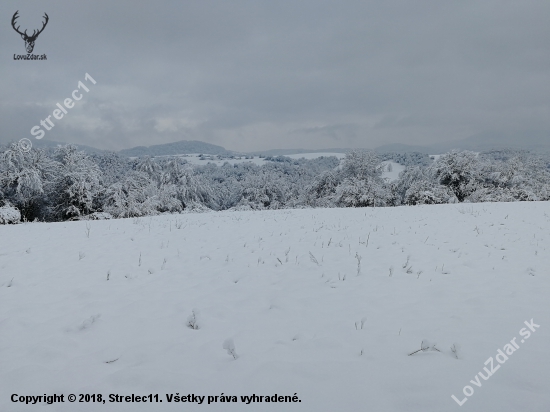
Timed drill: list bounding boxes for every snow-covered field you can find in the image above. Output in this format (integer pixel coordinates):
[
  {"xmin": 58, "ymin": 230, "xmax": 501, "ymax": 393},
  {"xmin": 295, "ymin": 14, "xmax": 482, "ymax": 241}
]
[
  {"xmin": 136, "ymin": 152, "xmax": 404, "ymax": 182},
  {"xmin": 381, "ymin": 160, "xmax": 406, "ymax": 181},
  {"xmin": 1, "ymin": 202, "xmax": 549, "ymax": 411},
  {"xmin": 169, "ymin": 154, "xmax": 268, "ymax": 167},
  {"xmin": 284, "ymin": 152, "xmax": 346, "ymax": 160},
  {"xmin": 153, "ymin": 152, "xmax": 346, "ymax": 167}
]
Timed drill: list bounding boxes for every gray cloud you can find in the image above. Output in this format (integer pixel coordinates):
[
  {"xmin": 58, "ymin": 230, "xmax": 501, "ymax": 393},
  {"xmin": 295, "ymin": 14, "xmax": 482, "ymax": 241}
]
[{"xmin": 1, "ymin": 0, "xmax": 550, "ymax": 152}]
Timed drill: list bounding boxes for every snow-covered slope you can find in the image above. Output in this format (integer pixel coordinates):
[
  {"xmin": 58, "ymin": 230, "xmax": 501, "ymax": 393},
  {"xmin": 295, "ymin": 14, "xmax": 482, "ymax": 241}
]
[
  {"xmin": 159, "ymin": 153, "xmax": 268, "ymax": 166},
  {"xmin": 1, "ymin": 203, "xmax": 549, "ymax": 411},
  {"xmin": 284, "ymin": 152, "xmax": 346, "ymax": 160},
  {"xmin": 381, "ymin": 161, "xmax": 406, "ymax": 181},
  {"xmin": 150, "ymin": 152, "xmax": 344, "ymax": 167}
]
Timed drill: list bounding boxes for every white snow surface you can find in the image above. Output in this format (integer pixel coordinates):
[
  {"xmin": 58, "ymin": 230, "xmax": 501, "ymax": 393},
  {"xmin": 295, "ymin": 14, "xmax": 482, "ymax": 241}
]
[
  {"xmin": 1, "ymin": 202, "xmax": 549, "ymax": 411},
  {"xmin": 381, "ymin": 161, "xmax": 406, "ymax": 181},
  {"xmin": 179, "ymin": 154, "xmax": 265, "ymax": 166},
  {"xmin": 284, "ymin": 152, "xmax": 346, "ymax": 160},
  {"xmin": 154, "ymin": 154, "xmax": 268, "ymax": 166},
  {"xmin": 154, "ymin": 152, "xmax": 346, "ymax": 167}
]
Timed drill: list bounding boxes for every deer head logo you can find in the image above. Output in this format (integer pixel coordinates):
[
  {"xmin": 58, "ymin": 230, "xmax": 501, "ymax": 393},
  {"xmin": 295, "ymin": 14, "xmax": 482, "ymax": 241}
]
[{"xmin": 11, "ymin": 11, "xmax": 49, "ymax": 54}]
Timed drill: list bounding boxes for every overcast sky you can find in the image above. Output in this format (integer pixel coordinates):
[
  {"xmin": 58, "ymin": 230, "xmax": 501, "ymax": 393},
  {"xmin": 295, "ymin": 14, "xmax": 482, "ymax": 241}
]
[{"xmin": 1, "ymin": 0, "xmax": 550, "ymax": 152}]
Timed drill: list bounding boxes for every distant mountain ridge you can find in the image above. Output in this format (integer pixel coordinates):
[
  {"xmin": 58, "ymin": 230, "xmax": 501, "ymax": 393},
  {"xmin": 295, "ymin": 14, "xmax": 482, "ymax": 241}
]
[
  {"xmin": 4, "ymin": 133, "xmax": 549, "ymax": 158},
  {"xmin": 118, "ymin": 140, "xmax": 233, "ymax": 157},
  {"xmin": 429, "ymin": 131, "xmax": 550, "ymax": 153}
]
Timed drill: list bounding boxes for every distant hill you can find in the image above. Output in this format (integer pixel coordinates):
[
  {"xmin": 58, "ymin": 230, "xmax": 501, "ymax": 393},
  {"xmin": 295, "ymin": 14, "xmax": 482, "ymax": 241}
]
[
  {"xmin": 5, "ymin": 133, "xmax": 548, "ymax": 159},
  {"xmin": 429, "ymin": 131, "xmax": 550, "ymax": 153},
  {"xmin": 118, "ymin": 140, "xmax": 234, "ymax": 157},
  {"xmin": 375, "ymin": 132, "xmax": 550, "ymax": 154}
]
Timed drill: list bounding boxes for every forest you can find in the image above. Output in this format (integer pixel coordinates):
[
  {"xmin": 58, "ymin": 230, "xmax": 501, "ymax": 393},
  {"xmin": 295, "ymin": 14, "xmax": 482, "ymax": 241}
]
[{"xmin": 1, "ymin": 142, "xmax": 549, "ymax": 223}]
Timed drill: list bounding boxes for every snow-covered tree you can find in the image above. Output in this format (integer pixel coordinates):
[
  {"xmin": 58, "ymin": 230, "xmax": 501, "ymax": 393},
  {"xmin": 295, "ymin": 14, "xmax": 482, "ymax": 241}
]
[
  {"xmin": 238, "ymin": 172, "xmax": 285, "ymax": 209},
  {"xmin": 335, "ymin": 177, "xmax": 391, "ymax": 207},
  {"xmin": 0, "ymin": 143, "xmax": 56, "ymax": 220},
  {"xmin": 429, "ymin": 150, "xmax": 481, "ymax": 202},
  {"xmin": 341, "ymin": 150, "xmax": 384, "ymax": 181},
  {"xmin": 468, "ymin": 154, "xmax": 550, "ymax": 202},
  {"xmin": 305, "ymin": 169, "xmax": 341, "ymax": 207},
  {"xmin": 103, "ymin": 171, "xmax": 156, "ymax": 218},
  {"xmin": 2, "ymin": 143, "xmax": 550, "ymax": 221},
  {"xmin": 333, "ymin": 150, "xmax": 390, "ymax": 207},
  {"xmin": 135, "ymin": 156, "xmax": 161, "ymax": 182},
  {"xmin": 49, "ymin": 145, "xmax": 102, "ymax": 220},
  {"xmin": 160, "ymin": 158, "xmax": 212, "ymax": 207},
  {"xmin": 92, "ymin": 152, "xmax": 130, "ymax": 186}
]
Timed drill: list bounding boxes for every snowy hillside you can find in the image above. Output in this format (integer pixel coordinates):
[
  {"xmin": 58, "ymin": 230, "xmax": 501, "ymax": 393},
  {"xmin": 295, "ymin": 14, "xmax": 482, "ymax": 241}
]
[
  {"xmin": 156, "ymin": 153, "xmax": 268, "ymax": 167},
  {"xmin": 119, "ymin": 141, "xmax": 233, "ymax": 158},
  {"xmin": 381, "ymin": 160, "xmax": 406, "ymax": 181},
  {"xmin": 1, "ymin": 202, "xmax": 549, "ymax": 411},
  {"xmin": 285, "ymin": 152, "xmax": 346, "ymax": 160},
  {"xmin": 144, "ymin": 152, "xmax": 345, "ymax": 167}
]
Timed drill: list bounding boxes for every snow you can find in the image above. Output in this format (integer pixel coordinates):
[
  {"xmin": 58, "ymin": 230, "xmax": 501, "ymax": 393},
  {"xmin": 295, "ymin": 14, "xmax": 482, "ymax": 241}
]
[
  {"xmin": 0, "ymin": 205, "xmax": 21, "ymax": 224},
  {"xmin": 430, "ymin": 153, "xmax": 479, "ymax": 162},
  {"xmin": 381, "ymin": 161, "xmax": 406, "ymax": 181},
  {"xmin": 142, "ymin": 152, "xmax": 346, "ymax": 167},
  {"xmin": 284, "ymin": 152, "xmax": 346, "ymax": 160},
  {"xmin": 1, "ymin": 202, "xmax": 549, "ymax": 411},
  {"xmin": 155, "ymin": 154, "xmax": 268, "ymax": 167}
]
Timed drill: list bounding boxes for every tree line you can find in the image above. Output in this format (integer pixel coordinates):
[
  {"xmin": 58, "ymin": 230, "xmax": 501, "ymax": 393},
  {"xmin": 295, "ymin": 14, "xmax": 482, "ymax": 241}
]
[{"xmin": 1, "ymin": 143, "xmax": 549, "ymax": 223}]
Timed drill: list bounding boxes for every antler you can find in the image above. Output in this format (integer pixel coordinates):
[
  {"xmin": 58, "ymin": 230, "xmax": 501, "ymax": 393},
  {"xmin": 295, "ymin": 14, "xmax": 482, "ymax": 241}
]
[
  {"xmin": 11, "ymin": 11, "xmax": 26, "ymax": 37},
  {"xmin": 29, "ymin": 13, "xmax": 49, "ymax": 39}
]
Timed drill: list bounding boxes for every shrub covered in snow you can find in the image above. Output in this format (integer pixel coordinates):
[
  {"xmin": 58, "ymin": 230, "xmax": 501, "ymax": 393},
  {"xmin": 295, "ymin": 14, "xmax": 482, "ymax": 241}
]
[
  {"xmin": 71, "ymin": 212, "xmax": 114, "ymax": 221},
  {"xmin": 0, "ymin": 205, "xmax": 21, "ymax": 224},
  {"xmin": 404, "ymin": 181, "xmax": 458, "ymax": 205}
]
